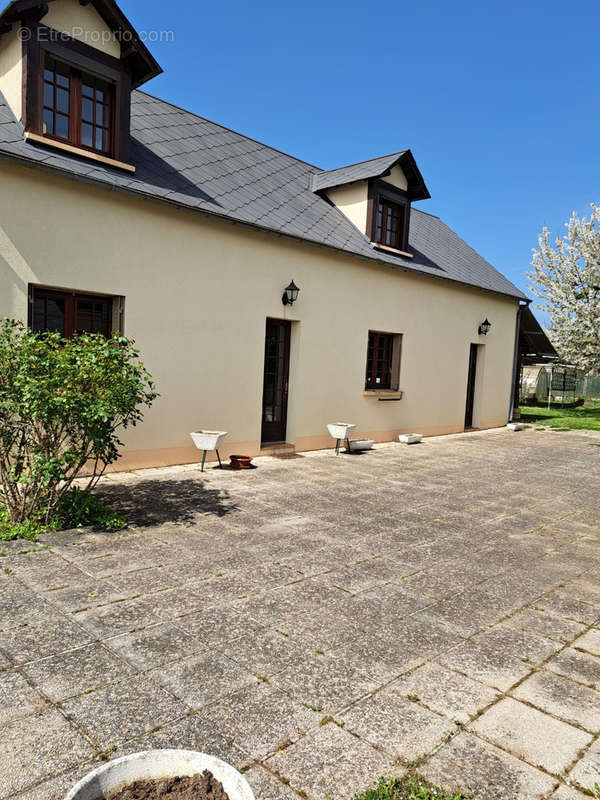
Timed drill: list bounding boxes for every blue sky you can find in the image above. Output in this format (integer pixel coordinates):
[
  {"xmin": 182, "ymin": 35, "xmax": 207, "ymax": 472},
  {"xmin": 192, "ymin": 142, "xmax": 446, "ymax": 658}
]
[{"xmin": 128, "ymin": 0, "xmax": 599, "ymax": 301}]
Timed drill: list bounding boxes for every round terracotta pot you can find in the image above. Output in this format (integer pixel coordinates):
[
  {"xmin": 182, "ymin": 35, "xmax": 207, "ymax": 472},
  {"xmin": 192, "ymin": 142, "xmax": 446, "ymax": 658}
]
[{"xmin": 230, "ymin": 454, "xmax": 253, "ymax": 470}]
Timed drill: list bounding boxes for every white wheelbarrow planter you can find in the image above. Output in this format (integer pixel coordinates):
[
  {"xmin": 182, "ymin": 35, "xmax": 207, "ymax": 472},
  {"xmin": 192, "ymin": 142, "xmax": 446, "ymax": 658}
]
[
  {"xmin": 190, "ymin": 430, "xmax": 228, "ymax": 471},
  {"xmin": 327, "ymin": 423, "xmax": 356, "ymax": 440},
  {"xmin": 327, "ymin": 423, "xmax": 356, "ymax": 455},
  {"xmin": 398, "ymin": 433, "xmax": 423, "ymax": 444},
  {"xmin": 349, "ymin": 439, "xmax": 374, "ymax": 452},
  {"xmin": 64, "ymin": 749, "xmax": 254, "ymax": 800}
]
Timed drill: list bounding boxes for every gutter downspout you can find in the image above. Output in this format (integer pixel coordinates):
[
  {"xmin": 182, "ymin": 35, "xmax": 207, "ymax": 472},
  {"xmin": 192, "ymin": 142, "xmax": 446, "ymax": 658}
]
[{"xmin": 509, "ymin": 300, "xmax": 531, "ymax": 422}]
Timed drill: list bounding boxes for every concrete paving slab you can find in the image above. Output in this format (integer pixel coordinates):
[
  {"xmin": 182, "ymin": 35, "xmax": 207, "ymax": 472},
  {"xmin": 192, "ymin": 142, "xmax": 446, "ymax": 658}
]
[
  {"xmin": 0, "ymin": 670, "xmax": 48, "ymax": 725},
  {"xmin": 513, "ymin": 670, "xmax": 600, "ymax": 732},
  {"xmin": 471, "ymin": 696, "xmax": 592, "ymax": 773},
  {"xmin": 438, "ymin": 624, "xmax": 560, "ymax": 692},
  {"xmin": 390, "ymin": 662, "xmax": 498, "ymax": 723},
  {"xmin": 22, "ymin": 642, "xmax": 136, "ymax": 702},
  {"xmin": 61, "ymin": 674, "xmax": 189, "ymax": 749},
  {"xmin": 151, "ymin": 650, "xmax": 257, "ymax": 709},
  {"xmin": 270, "ymin": 651, "xmax": 378, "ymax": 712},
  {"xmin": 421, "ymin": 732, "xmax": 556, "ymax": 799},
  {"xmin": 569, "ymin": 738, "xmax": 600, "ymax": 792},
  {"xmin": 195, "ymin": 683, "xmax": 318, "ymax": 759},
  {"xmin": 573, "ymin": 627, "xmax": 600, "ymax": 657},
  {"xmin": 340, "ymin": 689, "xmax": 454, "ymax": 761},
  {"xmin": 266, "ymin": 723, "xmax": 396, "ymax": 800},
  {"xmin": 551, "ymin": 786, "xmax": 590, "ymax": 800},
  {"xmin": 503, "ymin": 607, "xmax": 587, "ymax": 643},
  {"xmin": 243, "ymin": 765, "xmax": 301, "ymax": 800},
  {"xmin": 106, "ymin": 621, "xmax": 203, "ymax": 670},
  {"xmin": 545, "ymin": 647, "xmax": 600, "ymax": 690},
  {"xmin": 0, "ymin": 708, "xmax": 94, "ymax": 798}
]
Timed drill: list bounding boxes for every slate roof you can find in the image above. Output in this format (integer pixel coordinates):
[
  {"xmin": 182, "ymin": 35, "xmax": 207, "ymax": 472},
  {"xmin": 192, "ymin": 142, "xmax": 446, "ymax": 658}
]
[
  {"xmin": 0, "ymin": 88, "xmax": 527, "ymax": 300},
  {"xmin": 311, "ymin": 152, "xmax": 407, "ymax": 192}
]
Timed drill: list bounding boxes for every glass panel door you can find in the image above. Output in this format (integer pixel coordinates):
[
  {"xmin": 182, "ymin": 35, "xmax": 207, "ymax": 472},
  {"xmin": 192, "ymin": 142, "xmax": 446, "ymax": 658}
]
[{"xmin": 261, "ymin": 318, "xmax": 291, "ymax": 444}]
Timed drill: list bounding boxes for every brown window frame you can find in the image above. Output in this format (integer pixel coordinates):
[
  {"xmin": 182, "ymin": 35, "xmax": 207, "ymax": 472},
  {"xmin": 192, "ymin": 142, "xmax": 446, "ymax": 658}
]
[
  {"xmin": 29, "ymin": 286, "xmax": 115, "ymax": 339},
  {"xmin": 367, "ymin": 180, "xmax": 411, "ymax": 253},
  {"xmin": 375, "ymin": 197, "xmax": 406, "ymax": 250},
  {"xmin": 42, "ymin": 54, "xmax": 114, "ymax": 156},
  {"xmin": 21, "ymin": 24, "xmax": 132, "ymax": 163},
  {"xmin": 365, "ymin": 331, "xmax": 395, "ymax": 390}
]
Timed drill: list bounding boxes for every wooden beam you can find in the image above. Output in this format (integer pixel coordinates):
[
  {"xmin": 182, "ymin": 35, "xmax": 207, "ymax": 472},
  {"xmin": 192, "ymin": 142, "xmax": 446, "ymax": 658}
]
[{"xmin": 24, "ymin": 132, "xmax": 136, "ymax": 173}]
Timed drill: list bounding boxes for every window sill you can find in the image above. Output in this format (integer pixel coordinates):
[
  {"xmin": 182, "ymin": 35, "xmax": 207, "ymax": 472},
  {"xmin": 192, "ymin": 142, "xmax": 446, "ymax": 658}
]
[
  {"xmin": 24, "ymin": 132, "xmax": 136, "ymax": 174},
  {"xmin": 363, "ymin": 390, "xmax": 404, "ymax": 400},
  {"xmin": 371, "ymin": 242, "xmax": 413, "ymax": 258}
]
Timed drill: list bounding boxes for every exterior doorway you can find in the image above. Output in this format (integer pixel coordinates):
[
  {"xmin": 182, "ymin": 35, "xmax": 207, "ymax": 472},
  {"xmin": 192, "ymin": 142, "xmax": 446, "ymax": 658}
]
[
  {"xmin": 465, "ymin": 343, "xmax": 479, "ymax": 429},
  {"xmin": 261, "ymin": 318, "xmax": 291, "ymax": 444}
]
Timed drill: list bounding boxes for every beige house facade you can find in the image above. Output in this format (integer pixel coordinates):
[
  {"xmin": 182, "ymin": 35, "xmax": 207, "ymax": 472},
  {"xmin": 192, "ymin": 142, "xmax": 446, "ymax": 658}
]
[{"xmin": 0, "ymin": 0, "xmax": 528, "ymax": 470}]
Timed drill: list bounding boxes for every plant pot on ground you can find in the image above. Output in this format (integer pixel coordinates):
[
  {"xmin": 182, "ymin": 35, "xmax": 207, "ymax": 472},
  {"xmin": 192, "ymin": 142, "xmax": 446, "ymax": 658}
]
[
  {"xmin": 65, "ymin": 750, "xmax": 254, "ymax": 800},
  {"xmin": 229, "ymin": 454, "xmax": 253, "ymax": 469}
]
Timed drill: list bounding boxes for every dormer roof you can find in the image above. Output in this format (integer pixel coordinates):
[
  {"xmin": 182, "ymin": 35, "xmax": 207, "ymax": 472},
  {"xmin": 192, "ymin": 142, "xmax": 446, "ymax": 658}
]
[
  {"xmin": 311, "ymin": 150, "xmax": 430, "ymax": 201},
  {"xmin": 0, "ymin": 0, "xmax": 162, "ymax": 87}
]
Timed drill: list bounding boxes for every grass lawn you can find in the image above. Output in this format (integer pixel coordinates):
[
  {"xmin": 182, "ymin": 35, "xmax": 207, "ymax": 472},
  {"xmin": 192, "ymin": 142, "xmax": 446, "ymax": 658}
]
[{"xmin": 519, "ymin": 401, "xmax": 600, "ymax": 431}]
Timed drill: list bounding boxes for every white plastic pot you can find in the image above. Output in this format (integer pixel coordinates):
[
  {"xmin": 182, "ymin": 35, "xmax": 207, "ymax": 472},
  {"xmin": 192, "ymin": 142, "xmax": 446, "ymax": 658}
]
[
  {"xmin": 190, "ymin": 430, "xmax": 228, "ymax": 450},
  {"xmin": 64, "ymin": 749, "xmax": 254, "ymax": 800},
  {"xmin": 398, "ymin": 433, "xmax": 423, "ymax": 444},
  {"xmin": 507, "ymin": 422, "xmax": 525, "ymax": 431},
  {"xmin": 327, "ymin": 423, "xmax": 356, "ymax": 440},
  {"xmin": 349, "ymin": 439, "xmax": 374, "ymax": 451}
]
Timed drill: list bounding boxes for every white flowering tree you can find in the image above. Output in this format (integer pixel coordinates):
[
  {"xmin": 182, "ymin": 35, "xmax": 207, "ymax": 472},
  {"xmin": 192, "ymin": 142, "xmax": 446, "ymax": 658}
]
[{"xmin": 528, "ymin": 204, "xmax": 600, "ymax": 373}]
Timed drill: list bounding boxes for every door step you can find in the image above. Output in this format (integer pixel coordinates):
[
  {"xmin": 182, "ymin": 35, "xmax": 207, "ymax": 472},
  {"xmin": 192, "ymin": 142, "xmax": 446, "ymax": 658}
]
[{"xmin": 260, "ymin": 443, "xmax": 296, "ymax": 457}]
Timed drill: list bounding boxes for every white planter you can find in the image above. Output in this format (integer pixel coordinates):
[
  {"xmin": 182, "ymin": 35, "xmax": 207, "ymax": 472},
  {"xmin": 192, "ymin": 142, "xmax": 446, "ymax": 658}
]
[
  {"xmin": 349, "ymin": 439, "xmax": 374, "ymax": 451},
  {"xmin": 327, "ymin": 423, "xmax": 356, "ymax": 440},
  {"xmin": 507, "ymin": 422, "xmax": 525, "ymax": 431},
  {"xmin": 190, "ymin": 430, "xmax": 228, "ymax": 450},
  {"xmin": 398, "ymin": 433, "xmax": 423, "ymax": 444},
  {"xmin": 64, "ymin": 749, "xmax": 254, "ymax": 800}
]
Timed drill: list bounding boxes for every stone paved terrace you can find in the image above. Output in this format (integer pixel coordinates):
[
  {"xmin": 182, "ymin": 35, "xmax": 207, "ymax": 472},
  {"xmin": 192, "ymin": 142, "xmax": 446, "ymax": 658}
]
[{"xmin": 1, "ymin": 427, "xmax": 600, "ymax": 800}]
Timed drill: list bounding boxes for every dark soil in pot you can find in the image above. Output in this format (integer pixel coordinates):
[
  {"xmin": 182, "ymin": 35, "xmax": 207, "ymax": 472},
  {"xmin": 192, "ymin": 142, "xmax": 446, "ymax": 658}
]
[{"xmin": 107, "ymin": 770, "xmax": 230, "ymax": 800}]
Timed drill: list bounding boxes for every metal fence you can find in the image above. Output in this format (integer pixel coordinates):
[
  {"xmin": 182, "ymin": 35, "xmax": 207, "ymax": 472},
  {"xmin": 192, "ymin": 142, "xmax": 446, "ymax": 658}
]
[
  {"xmin": 520, "ymin": 366, "xmax": 600, "ymax": 405},
  {"xmin": 580, "ymin": 374, "xmax": 600, "ymax": 401}
]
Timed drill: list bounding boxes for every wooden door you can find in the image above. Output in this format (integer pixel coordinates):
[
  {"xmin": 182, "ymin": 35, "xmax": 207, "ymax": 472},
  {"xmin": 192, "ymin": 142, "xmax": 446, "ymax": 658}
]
[
  {"xmin": 261, "ymin": 318, "xmax": 291, "ymax": 444},
  {"xmin": 465, "ymin": 343, "xmax": 478, "ymax": 429}
]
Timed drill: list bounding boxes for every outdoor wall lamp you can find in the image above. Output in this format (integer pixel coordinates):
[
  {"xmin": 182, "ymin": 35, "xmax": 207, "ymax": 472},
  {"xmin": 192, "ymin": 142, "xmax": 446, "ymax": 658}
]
[
  {"xmin": 478, "ymin": 318, "xmax": 492, "ymax": 336},
  {"xmin": 282, "ymin": 280, "xmax": 300, "ymax": 306}
]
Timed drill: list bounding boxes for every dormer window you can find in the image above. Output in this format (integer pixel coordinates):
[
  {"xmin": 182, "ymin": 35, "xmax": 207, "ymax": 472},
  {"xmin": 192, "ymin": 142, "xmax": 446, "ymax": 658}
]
[
  {"xmin": 312, "ymin": 151, "xmax": 430, "ymax": 257},
  {"xmin": 368, "ymin": 181, "xmax": 411, "ymax": 255},
  {"xmin": 0, "ymin": 0, "xmax": 163, "ymax": 173},
  {"xmin": 43, "ymin": 56, "xmax": 113, "ymax": 155},
  {"xmin": 375, "ymin": 197, "xmax": 406, "ymax": 251}
]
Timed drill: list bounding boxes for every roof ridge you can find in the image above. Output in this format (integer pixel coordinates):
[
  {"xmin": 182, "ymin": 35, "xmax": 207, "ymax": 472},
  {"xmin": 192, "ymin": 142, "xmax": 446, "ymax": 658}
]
[
  {"xmin": 315, "ymin": 150, "xmax": 407, "ymax": 174},
  {"xmin": 134, "ymin": 89, "xmax": 322, "ymax": 171}
]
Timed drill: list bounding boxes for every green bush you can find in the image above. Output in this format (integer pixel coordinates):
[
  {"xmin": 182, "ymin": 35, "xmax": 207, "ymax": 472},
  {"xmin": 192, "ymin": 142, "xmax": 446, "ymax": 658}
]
[
  {"xmin": 0, "ymin": 507, "xmax": 44, "ymax": 541},
  {"xmin": 53, "ymin": 487, "xmax": 126, "ymax": 531},
  {"xmin": 0, "ymin": 487, "xmax": 126, "ymax": 541},
  {"xmin": 0, "ymin": 320, "xmax": 156, "ymax": 530}
]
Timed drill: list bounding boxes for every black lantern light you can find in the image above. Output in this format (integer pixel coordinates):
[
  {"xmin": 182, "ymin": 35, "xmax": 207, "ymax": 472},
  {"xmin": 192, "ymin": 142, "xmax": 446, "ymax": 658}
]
[
  {"xmin": 478, "ymin": 318, "xmax": 492, "ymax": 336},
  {"xmin": 282, "ymin": 280, "xmax": 300, "ymax": 306}
]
